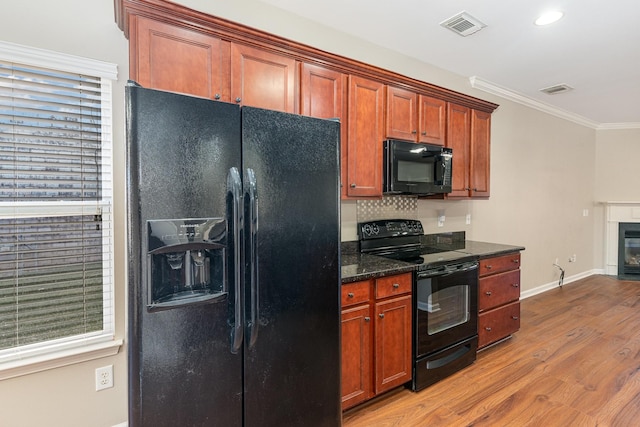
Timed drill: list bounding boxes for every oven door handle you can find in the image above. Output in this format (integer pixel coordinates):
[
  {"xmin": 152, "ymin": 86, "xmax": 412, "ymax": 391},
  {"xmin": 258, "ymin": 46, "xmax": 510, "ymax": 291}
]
[{"xmin": 418, "ymin": 262, "xmax": 478, "ymax": 279}]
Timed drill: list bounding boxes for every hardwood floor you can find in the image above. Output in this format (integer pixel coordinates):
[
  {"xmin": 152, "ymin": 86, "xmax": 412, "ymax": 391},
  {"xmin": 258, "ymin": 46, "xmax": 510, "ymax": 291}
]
[{"xmin": 342, "ymin": 275, "xmax": 640, "ymax": 426}]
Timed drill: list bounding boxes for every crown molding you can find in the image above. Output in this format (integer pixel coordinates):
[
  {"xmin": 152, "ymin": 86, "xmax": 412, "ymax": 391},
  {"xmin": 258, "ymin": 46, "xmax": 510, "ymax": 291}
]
[{"xmin": 469, "ymin": 76, "xmax": 640, "ymax": 131}]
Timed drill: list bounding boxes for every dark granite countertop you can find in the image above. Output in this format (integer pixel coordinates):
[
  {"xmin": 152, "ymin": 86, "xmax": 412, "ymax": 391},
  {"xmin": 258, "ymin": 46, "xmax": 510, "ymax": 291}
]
[{"xmin": 341, "ymin": 239, "xmax": 525, "ymax": 283}]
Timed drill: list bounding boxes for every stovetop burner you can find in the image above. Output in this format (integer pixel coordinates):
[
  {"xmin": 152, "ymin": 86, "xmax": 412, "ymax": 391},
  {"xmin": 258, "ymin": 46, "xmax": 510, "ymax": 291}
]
[{"xmin": 358, "ymin": 219, "xmax": 477, "ymax": 270}]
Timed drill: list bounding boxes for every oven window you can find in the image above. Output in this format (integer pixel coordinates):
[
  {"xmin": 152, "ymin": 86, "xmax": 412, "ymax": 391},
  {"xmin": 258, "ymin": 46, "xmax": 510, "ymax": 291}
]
[
  {"xmin": 419, "ymin": 284, "xmax": 470, "ymax": 335},
  {"xmin": 398, "ymin": 160, "xmax": 433, "ymax": 183}
]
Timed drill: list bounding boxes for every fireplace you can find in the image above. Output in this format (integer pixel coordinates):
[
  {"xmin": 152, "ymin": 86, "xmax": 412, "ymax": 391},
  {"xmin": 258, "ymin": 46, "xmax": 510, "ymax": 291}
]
[{"xmin": 618, "ymin": 222, "xmax": 640, "ymax": 279}]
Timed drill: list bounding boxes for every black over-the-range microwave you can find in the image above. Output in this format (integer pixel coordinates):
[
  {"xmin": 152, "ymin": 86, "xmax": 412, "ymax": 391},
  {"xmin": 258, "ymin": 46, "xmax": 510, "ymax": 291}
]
[{"xmin": 383, "ymin": 139, "xmax": 453, "ymax": 196}]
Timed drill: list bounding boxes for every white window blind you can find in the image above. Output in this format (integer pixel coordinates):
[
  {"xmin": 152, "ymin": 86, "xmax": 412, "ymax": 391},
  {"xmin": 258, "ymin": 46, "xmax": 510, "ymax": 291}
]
[{"xmin": 0, "ymin": 41, "xmax": 117, "ymax": 365}]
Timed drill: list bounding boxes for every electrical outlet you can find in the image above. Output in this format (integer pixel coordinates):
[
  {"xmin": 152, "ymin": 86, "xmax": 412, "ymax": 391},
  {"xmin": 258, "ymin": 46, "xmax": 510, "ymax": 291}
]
[
  {"xmin": 465, "ymin": 214, "xmax": 471, "ymax": 225},
  {"xmin": 569, "ymin": 254, "xmax": 576, "ymax": 263},
  {"xmin": 96, "ymin": 365, "xmax": 113, "ymax": 391}
]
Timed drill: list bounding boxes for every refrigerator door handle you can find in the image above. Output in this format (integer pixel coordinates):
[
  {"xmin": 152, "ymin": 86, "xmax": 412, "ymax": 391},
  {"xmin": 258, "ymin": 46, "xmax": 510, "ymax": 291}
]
[
  {"xmin": 245, "ymin": 168, "xmax": 259, "ymax": 348},
  {"xmin": 227, "ymin": 167, "xmax": 244, "ymax": 353}
]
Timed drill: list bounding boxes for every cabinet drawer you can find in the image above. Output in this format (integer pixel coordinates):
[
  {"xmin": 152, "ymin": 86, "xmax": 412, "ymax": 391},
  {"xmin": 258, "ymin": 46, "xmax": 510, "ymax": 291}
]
[
  {"xmin": 375, "ymin": 273, "xmax": 412, "ymax": 299},
  {"xmin": 478, "ymin": 270, "xmax": 521, "ymax": 312},
  {"xmin": 478, "ymin": 301, "xmax": 520, "ymax": 348},
  {"xmin": 342, "ymin": 280, "xmax": 371, "ymax": 308},
  {"xmin": 479, "ymin": 252, "xmax": 521, "ymax": 277}
]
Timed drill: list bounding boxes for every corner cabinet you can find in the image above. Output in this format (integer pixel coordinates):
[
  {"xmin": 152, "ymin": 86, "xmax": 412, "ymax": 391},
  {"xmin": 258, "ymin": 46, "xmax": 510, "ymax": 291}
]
[
  {"xmin": 446, "ymin": 103, "xmax": 491, "ymax": 198},
  {"xmin": 477, "ymin": 252, "xmax": 521, "ymax": 349},
  {"xmin": 341, "ymin": 272, "xmax": 412, "ymax": 411}
]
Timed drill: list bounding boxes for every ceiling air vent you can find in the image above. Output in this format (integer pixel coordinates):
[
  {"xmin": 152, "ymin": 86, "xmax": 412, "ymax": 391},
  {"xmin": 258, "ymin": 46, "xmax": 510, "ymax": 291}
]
[
  {"xmin": 440, "ymin": 12, "xmax": 486, "ymax": 37},
  {"xmin": 540, "ymin": 84, "xmax": 574, "ymax": 95}
]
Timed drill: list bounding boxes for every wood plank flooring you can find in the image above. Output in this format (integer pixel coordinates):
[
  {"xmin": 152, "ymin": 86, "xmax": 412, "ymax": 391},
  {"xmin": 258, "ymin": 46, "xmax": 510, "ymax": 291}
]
[{"xmin": 342, "ymin": 275, "xmax": 640, "ymax": 427}]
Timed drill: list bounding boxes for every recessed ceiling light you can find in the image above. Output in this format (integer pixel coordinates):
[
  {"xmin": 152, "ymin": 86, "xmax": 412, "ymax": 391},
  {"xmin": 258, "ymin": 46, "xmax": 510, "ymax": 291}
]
[{"xmin": 535, "ymin": 11, "xmax": 564, "ymax": 26}]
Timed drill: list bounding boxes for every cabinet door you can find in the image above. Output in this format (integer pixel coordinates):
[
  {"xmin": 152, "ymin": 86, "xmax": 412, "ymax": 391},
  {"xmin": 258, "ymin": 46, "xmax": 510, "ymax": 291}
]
[
  {"xmin": 347, "ymin": 75, "xmax": 385, "ymax": 197},
  {"xmin": 230, "ymin": 43, "xmax": 296, "ymax": 112},
  {"xmin": 446, "ymin": 103, "xmax": 471, "ymax": 197},
  {"xmin": 386, "ymin": 86, "xmax": 417, "ymax": 141},
  {"xmin": 470, "ymin": 109, "xmax": 491, "ymax": 197},
  {"xmin": 374, "ymin": 295, "xmax": 412, "ymax": 394},
  {"xmin": 341, "ymin": 304, "xmax": 373, "ymax": 410},
  {"xmin": 478, "ymin": 301, "xmax": 520, "ymax": 348},
  {"xmin": 131, "ymin": 16, "xmax": 230, "ymax": 100},
  {"xmin": 418, "ymin": 95, "xmax": 446, "ymax": 145},
  {"xmin": 300, "ymin": 63, "xmax": 347, "ymax": 196}
]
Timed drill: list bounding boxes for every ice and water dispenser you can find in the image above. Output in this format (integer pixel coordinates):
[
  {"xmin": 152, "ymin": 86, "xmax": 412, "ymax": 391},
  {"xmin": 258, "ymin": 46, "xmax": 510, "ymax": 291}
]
[{"xmin": 147, "ymin": 218, "xmax": 226, "ymax": 309}]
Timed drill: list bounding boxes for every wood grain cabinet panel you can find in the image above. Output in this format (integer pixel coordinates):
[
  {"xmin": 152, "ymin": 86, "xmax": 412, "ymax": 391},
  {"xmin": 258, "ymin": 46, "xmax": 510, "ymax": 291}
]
[
  {"xmin": 374, "ymin": 295, "xmax": 412, "ymax": 394},
  {"xmin": 418, "ymin": 95, "xmax": 446, "ymax": 145},
  {"xmin": 477, "ymin": 252, "xmax": 522, "ymax": 349},
  {"xmin": 386, "ymin": 86, "xmax": 418, "ymax": 141},
  {"xmin": 131, "ymin": 16, "xmax": 229, "ymax": 100},
  {"xmin": 346, "ymin": 75, "xmax": 385, "ymax": 197},
  {"xmin": 341, "ymin": 273, "xmax": 412, "ymax": 410},
  {"xmin": 230, "ymin": 43, "xmax": 296, "ymax": 112},
  {"xmin": 470, "ymin": 109, "xmax": 491, "ymax": 197},
  {"xmin": 341, "ymin": 303, "xmax": 373, "ymax": 410}
]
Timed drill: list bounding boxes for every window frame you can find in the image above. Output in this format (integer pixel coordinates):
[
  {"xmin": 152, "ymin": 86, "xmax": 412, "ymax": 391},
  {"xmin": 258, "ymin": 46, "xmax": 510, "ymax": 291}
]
[{"xmin": 0, "ymin": 41, "xmax": 121, "ymax": 379}]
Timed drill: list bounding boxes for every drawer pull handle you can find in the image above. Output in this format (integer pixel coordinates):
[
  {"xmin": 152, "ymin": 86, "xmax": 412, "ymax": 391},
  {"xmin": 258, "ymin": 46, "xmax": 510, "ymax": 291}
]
[
  {"xmin": 485, "ymin": 291, "xmax": 492, "ymax": 296},
  {"xmin": 485, "ymin": 327, "xmax": 492, "ymax": 332},
  {"xmin": 485, "ymin": 265, "xmax": 493, "ymax": 270},
  {"xmin": 512, "ymin": 316, "xmax": 519, "ymax": 320},
  {"xmin": 364, "ymin": 317, "xmax": 371, "ymax": 322},
  {"xmin": 379, "ymin": 313, "xmax": 385, "ymax": 319},
  {"xmin": 347, "ymin": 292, "xmax": 354, "ymax": 298},
  {"xmin": 512, "ymin": 283, "xmax": 520, "ymax": 288},
  {"xmin": 512, "ymin": 259, "xmax": 520, "ymax": 264},
  {"xmin": 392, "ymin": 283, "xmax": 400, "ymax": 289}
]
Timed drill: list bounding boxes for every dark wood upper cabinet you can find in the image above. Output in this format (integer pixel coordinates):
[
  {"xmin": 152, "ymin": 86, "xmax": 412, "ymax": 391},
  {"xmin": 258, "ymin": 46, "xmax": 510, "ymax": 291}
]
[
  {"xmin": 386, "ymin": 86, "xmax": 417, "ymax": 141},
  {"xmin": 447, "ymin": 103, "xmax": 471, "ymax": 198},
  {"xmin": 347, "ymin": 75, "xmax": 385, "ymax": 198},
  {"xmin": 418, "ymin": 95, "xmax": 446, "ymax": 145},
  {"xmin": 470, "ymin": 109, "xmax": 491, "ymax": 197},
  {"xmin": 130, "ymin": 15, "xmax": 230, "ymax": 101},
  {"xmin": 230, "ymin": 43, "xmax": 296, "ymax": 113}
]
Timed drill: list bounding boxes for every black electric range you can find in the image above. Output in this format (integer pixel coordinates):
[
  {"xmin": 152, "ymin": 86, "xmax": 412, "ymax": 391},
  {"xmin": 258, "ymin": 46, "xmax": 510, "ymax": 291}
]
[{"xmin": 358, "ymin": 219, "xmax": 476, "ymax": 270}]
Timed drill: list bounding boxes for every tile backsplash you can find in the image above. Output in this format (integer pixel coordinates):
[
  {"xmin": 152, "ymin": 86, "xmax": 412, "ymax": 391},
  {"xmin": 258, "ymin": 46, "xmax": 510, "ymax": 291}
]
[{"xmin": 356, "ymin": 195, "xmax": 417, "ymax": 222}]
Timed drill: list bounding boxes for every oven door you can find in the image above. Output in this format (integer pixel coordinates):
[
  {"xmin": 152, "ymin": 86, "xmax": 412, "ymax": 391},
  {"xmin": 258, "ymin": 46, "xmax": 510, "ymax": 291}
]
[{"xmin": 415, "ymin": 261, "xmax": 478, "ymax": 358}]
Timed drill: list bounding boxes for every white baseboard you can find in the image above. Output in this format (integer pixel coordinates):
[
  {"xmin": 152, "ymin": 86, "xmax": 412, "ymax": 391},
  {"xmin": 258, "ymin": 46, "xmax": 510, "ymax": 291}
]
[
  {"xmin": 520, "ymin": 269, "xmax": 606, "ymax": 300},
  {"xmin": 112, "ymin": 423, "xmax": 127, "ymax": 427}
]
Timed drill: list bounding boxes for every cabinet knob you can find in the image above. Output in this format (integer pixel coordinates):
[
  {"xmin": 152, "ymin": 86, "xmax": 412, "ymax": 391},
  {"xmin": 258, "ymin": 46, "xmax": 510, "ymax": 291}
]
[
  {"xmin": 214, "ymin": 93, "xmax": 221, "ymax": 100},
  {"xmin": 364, "ymin": 317, "xmax": 370, "ymax": 322},
  {"xmin": 512, "ymin": 259, "xmax": 520, "ymax": 264},
  {"xmin": 379, "ymin": 313, "xmax": 385, "ymax": 319},
  {"xmin": 485, "ymin": 265, "xmax": 493, "ymax": 270},
  {"xmin": 512, "ymin": 316, "xmax": 519, "ymax": 320},
  {"xmin": 485, "ymin": 327, "xmax": 492, "ymax": 332},
  {"xmin": 411, "ymin": 130, "xmax": 417, "ymax": 134},
  {"xmin": 347, "ymin": 292, "xmax": 354, "ymax": 298},
  {"xmin": 512, "ymin": 283, "xmax": 520, "ymax": 288},
  {"xmin": 235, "ymin": 97, "xmax": 242, "ymax": 103},
  {"xmin": 485, "ymin": 291, "xmax": 492, "ymax": 296},
  {"xmin": 392, "ymin": 283, "xmax": 400, "ymax": 289},
  {"xmin": 421, "ymin": 131, "xmax": 427, "ymax": 136},
  {"xmin": 350, "ymin": 183, "xmax": 356, "ymax": 188}
]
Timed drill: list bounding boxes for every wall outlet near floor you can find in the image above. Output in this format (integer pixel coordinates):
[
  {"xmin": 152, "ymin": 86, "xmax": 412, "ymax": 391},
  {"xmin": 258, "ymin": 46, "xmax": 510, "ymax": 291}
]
[
  {"xmin": 465, "ymin": 214, "xmax": 471, "ymax": 225},
  {"xmin": 95, "ymin": 365, "xmax": 113, "ymax": 391},
  {"xmin": 569, "ymin": 254, "xmax": 577, "ymax": 263}
]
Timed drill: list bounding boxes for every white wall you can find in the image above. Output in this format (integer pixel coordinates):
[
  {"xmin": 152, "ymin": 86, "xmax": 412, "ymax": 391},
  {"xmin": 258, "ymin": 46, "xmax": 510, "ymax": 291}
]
[
  {"xmin": 0, "ymin": 0, "xmax": 635, "ymax": 425},
  {"xmin": 0, "ymin": 1, "xmax": 129, "ymax": 426}
]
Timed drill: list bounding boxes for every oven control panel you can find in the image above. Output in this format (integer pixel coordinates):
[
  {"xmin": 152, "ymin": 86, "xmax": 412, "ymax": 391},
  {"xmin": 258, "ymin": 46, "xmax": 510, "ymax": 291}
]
[{"xmin": 358, "ymin": 219, "xmax": 423, "ymax": 239}]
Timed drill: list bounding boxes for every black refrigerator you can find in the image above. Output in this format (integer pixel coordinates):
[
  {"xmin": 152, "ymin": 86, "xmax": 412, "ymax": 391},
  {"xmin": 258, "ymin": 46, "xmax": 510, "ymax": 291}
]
[{"xmin": 125, "ymin": 84, "xmax": 341, "ymax": 427}]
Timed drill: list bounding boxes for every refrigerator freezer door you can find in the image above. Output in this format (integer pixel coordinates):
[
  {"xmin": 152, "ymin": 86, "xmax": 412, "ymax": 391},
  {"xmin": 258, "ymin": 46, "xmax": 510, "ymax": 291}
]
[
  {"xmin": 241, "ymin": 108, "xmax": 341, "ymax": 427},
  {"xmin": 127, "ymin": 85, "xmax": 243, "ymax": 427}
]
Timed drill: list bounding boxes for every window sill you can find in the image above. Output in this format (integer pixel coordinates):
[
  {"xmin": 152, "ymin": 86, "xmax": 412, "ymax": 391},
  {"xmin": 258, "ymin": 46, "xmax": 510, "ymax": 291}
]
[{"xmin": 0, "ymin": 339, "xmax": 123, "ymax": 380}]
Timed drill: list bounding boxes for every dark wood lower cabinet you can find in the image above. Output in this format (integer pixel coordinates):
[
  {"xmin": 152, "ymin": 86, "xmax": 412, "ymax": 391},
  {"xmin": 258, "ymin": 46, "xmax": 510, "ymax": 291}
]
[{"xmin": 341, "ymin": 273, "xmax": 412, "ymax": 411}]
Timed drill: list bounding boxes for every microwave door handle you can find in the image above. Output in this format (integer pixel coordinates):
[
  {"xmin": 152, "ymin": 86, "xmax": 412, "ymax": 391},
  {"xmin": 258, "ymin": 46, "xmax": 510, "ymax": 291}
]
[
  {"xmin": 227, "ymin": 167, "xmax": 244, "ymax": 354},
  {"xmin": 245, "ymin": 168, "xmax": 259, "ymax": 349}
]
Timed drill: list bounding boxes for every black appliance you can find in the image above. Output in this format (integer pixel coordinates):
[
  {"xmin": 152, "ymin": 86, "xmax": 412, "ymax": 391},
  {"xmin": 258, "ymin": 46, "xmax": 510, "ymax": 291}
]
[
  {"xmin": 358, "ymin": 219, "xmax": 478, "ymax": 392},
  {"xmin": 383, "ymin": 139, "xmax": 453, "ymax": 196},
  {"xmin": 126, "ymin": 83, "xmax": 341, "ymax": 427}
]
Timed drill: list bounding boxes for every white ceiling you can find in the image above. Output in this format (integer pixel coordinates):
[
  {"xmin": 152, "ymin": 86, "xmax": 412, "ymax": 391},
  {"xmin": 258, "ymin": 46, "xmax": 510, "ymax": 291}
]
[{"xmin": 255, "ymin": 0, "xmax": 640, "ymax": 128}]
